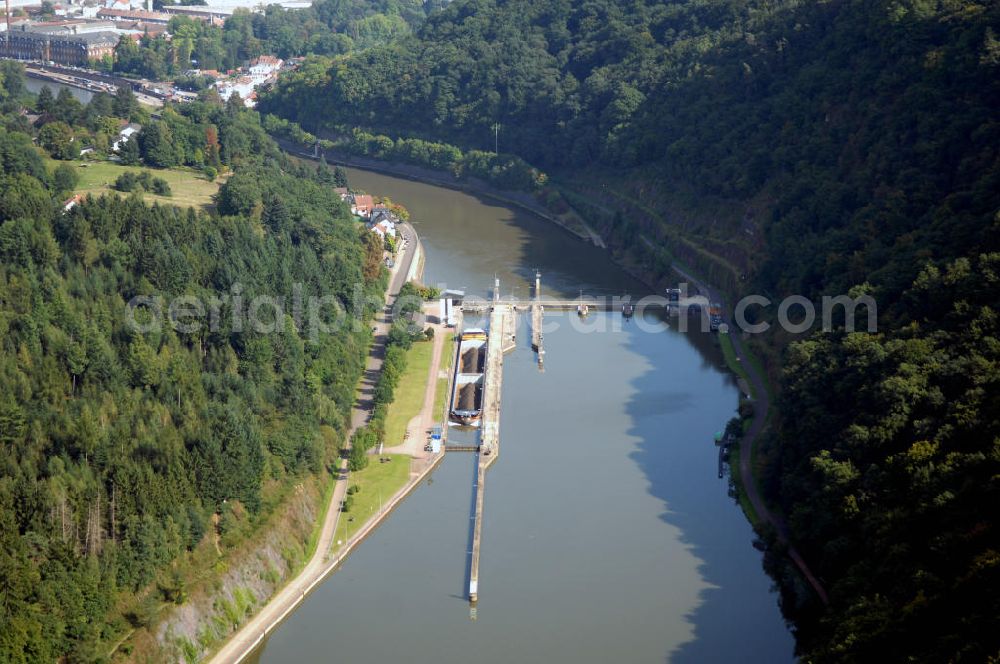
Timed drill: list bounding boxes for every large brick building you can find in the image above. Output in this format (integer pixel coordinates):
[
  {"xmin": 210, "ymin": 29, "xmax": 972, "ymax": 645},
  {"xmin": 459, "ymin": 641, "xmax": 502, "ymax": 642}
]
[{"xmin": 3, "ymin": 27, "xmax": 119, "ymax": 66}]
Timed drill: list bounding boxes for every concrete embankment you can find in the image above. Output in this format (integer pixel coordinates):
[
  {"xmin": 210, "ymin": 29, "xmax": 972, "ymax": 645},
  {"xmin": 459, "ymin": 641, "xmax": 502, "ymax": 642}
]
[
  {"xmin": 211, "ymin": 223, "xmax": 441, "ymax": 664},
  {"xmin": 406, "ymin": 233, "xmax": 424, "ymax": 283},
  {"xmin": 468, "ymin": 304, "xmax": 513, "ymax": 601},
  {"xmin": 227, "ymin": 452, "xmax": 445, "ymax": 664}
]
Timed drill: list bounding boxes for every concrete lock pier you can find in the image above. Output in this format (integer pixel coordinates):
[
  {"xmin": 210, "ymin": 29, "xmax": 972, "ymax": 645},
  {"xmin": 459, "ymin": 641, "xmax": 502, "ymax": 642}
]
[
  {"xmin": 468, "ymin": 298, "xmax": 515, "ymax": 603},
  {"xmin": 464, "ymin": 276, "xmax": 710, "ymax": 604},
  {"xmin": 531, "ymin": 271, "xmax": 545, "ymax": 371}
]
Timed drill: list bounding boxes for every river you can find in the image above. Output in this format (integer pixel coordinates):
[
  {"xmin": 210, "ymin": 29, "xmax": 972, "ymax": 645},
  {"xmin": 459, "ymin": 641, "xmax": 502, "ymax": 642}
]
[
  {"xmin": 246, "ymin": 168, "xmax": 794, "ymax": 663},
  {"xmin": 24, "ymin": 76, "xmax": 94, "ymax": 104}
]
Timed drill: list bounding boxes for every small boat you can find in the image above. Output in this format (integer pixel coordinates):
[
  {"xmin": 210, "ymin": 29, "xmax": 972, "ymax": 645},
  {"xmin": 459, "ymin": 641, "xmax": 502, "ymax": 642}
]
[
  {"xmin": 622, "ymin": 302, "xmax": 635, "ymax": 318},
  {"xmin": 577, "ymin": 303, "xmax": 589, "ymax": 317}
]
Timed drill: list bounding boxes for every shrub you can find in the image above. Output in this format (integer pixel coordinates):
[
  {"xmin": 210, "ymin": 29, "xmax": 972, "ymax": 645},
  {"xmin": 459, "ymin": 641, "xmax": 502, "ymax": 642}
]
[
  {"xmin": 113, "ymin": 171, "xmax": 171, "ymax": 196},
  {"xmin": 348, "ymin": 443, "xmax": 368, "ymax": 471},
  {"xmin": 114, "ymin": 171, "xmax": 139, "ymax": 192},
  {"xmin": 151, "ymin": 177, "xmax": 172, "ymax": 196}
]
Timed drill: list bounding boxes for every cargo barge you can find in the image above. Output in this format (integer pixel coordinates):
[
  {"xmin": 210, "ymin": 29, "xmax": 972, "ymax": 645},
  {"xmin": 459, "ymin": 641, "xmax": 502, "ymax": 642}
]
[{"xmin": 449, "ymin": 328, "xmax": 488, "ymax": 426}]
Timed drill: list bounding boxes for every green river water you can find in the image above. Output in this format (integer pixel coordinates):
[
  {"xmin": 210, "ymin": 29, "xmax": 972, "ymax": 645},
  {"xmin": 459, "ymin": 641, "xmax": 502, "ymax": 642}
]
[{"xmin": 246, "ymin": 167, "xmax": 794, "ymax": 663}]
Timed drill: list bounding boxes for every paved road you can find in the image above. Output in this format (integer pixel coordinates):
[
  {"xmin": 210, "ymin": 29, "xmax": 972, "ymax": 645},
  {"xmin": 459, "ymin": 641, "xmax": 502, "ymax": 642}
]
[
  {"xmin": 671, "ymin": 265, "xmax": 830, "ymax": 605},
  {"xmin": 210, "ymin": 223, "xmax": 418, "ymax": 664}
]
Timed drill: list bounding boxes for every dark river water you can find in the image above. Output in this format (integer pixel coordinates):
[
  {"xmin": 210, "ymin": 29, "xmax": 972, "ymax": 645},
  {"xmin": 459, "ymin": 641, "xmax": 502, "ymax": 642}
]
[
  {"xmin": 24, "ymin": 76, "xmax": 95, "ymax": 103},
  {"xmin": 246, "ymin": 168, "xmax": 794, "ymax": 663}
]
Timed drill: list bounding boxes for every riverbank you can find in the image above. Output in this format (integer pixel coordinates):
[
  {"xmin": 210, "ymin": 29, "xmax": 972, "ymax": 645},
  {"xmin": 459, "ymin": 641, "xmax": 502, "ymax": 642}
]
[
  {"xmin": 670, "ymin": 263, "xmax": 829, "ymax": 605},
  {"xmin": 274, "ymin": 137, "xmax": 603, "ymax": 247},
  {"xmin": 219, "ymin": 451, "xmax": 445, "ymax": 664},
  {"xmin": 282, "ymin": 139, "xmax": 708, "ymax": 322},
  {"xmin": 286, "ymin": 143, "xmax": 816, "ymax": 606},
  {"xmin": 207, "ymin": 221, "xmax": 448, "ymax": 664},
  {"xmin": 22, "ymin": 64, "xmax": 164, "ymax": 107},
  {"xmin": 247, "ymin": 159, "xmax": 795, "ymax": 664}
]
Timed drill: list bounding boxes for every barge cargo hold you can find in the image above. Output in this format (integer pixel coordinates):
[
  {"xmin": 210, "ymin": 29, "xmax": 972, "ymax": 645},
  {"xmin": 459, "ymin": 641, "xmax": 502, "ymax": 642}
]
[{"xmin": 450, "ymin": 328, "xmax": 488, "ymax": 426}]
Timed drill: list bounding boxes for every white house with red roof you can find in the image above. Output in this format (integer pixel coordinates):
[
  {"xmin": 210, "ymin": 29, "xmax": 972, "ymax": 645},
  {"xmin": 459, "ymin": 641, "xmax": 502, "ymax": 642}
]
[
  {"xmin": 62, "ymin": 194, "xmax": 83, "ymax": 212},
  {"xmin": 372, "ymin": 218, "xmax": 396, "ymax": 238},
  {"xmin": 352, "ymin": 194, "xmax": 374, "ymax": 218}
]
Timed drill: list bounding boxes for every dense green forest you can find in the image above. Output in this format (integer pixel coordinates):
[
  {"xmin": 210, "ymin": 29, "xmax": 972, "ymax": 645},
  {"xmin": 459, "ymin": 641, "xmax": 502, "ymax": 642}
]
[
  {"xmin": 258, "ymin": 0, "xmax": 1000, "ymax": 660},
  {"xmin": 0, "ymin": 65, "xmax": 383, "ymax": 660},
  {"xmin": 109, "ymin": 0, "xmax": 436, "ymax": 80}
]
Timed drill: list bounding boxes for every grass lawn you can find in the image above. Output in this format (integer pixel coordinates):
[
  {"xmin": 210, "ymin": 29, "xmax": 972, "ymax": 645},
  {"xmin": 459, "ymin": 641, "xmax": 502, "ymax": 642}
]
[
  {"xmin": 302, "ymin": 477, "xmax": 336, "ymax": 567},
  {"xmin": 433, "ymin": 334, "xmax": 456, "ymax": 422},
  {"xmin": 719, "ymin": 334, "xmax": 776, "ymax": 529},
  {"xmin": 51, "ymin": 159, "xmax": 222, "ymax": 210},
  {"xmin": 719, "ymin": 333, "xmax": 755, "ymax": 398},
  {"xmin": 728, "ymin": 445, "xmax": 762, "ymax": 528},
  {"xmin": 333, "ymin": 454, "xmax": 411, "ymax": 547},
  {"xmin": 382, "ymin": 340, "xmax": 435, "ymax": 446}
]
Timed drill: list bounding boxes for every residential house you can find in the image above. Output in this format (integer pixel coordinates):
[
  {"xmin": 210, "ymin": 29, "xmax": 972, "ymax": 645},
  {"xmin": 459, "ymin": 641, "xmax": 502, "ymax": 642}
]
[
  {"xmin": 369, "ymin": 205, "xmax": 399, "ymax": 235},
  {"xmin": 62, "ymin": 194, "xmax": 83, "ymax": 212},
  {"xmin": 215, "ymin": 76, "xmax": 256, "ymax": 105},
  {"xmin": 352, "ymin": 194, "xmax": 374, "ymax": 218},
  {"xmin": 247, "ymin": 55, "xmax": 282, "ymax": 80},
  {"xmin": 369, "ymin": 205, "xmax": 393, "ymax": 221},
  {"xmin": 372, "ymin": 218, "xmax": 396, "ymax": 238},
  {"xmin": 113, "ymin": 122, "xmax": 140, "ymax": 151}
]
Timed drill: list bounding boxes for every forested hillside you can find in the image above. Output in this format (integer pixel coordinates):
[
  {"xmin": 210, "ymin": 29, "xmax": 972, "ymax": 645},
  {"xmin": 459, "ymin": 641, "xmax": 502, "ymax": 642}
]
[
  {"xmin": 260, "ymin": 0, "xmax": 1000, "ymax": 660},
  {"xmin": 111, "ymin": 0, "xmax": 435, "ymax": 80},
  {"xmin": 0, "ymin": 69, "xmax": 381, "ymax": 660},
  {"xmin": 263, "ymin": 0, "xmax": 999, "ymax": 294}
]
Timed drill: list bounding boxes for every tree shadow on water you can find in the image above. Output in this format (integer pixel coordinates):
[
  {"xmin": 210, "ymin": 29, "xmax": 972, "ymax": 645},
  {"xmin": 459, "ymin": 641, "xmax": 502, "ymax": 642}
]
[{"xmin": 621, "ymin": 324, "xmax": 793, "ymax": 664}]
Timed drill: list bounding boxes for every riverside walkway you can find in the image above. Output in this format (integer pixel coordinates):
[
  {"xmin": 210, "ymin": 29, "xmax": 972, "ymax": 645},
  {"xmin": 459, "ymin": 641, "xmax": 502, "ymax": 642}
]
[{"xmin": 209, "ymin": 224, "xmax": 434, "ymax": 664}]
